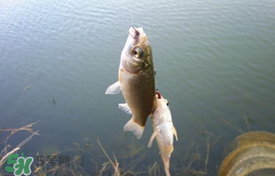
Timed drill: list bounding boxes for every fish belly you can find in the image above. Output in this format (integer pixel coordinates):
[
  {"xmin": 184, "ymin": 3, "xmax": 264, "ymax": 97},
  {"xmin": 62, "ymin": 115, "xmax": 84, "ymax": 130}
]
[{"xmin": 120, "ymin": 69, "xmax": 155, "ymax": 127}]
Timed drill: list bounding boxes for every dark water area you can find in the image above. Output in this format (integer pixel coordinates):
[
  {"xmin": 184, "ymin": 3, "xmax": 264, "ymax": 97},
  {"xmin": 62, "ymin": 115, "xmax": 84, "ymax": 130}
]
[{"xmin": 0, "ymin": 0, "xmax": 275, "ymax": 175}]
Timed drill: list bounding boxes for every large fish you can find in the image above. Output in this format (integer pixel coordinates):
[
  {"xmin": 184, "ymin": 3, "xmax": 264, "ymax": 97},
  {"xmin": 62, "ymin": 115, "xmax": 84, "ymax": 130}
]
[
  {"xmin": 105, "ymin": 27, "xmax": 156, "ymax": 139},
  {"xmin": 148, "ymin": 91, "xmax": 178, "ymax": 176}
]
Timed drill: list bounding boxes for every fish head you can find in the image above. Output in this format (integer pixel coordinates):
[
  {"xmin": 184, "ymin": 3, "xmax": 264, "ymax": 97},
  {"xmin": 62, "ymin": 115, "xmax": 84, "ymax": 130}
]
[
  {"xmin": 152, "ymin": 97, "xmax": 172, "ymax": 126},
  {"xmin": 155, "ymin": 91, "xmax": 169, "ymax": 107},
  {"xmin": 156, "ymin": 96, "xmax": 170, "ymax": 110},
  {"xmin": 160, "ymin": 98, "xmax": 169, "ymax": 109},
  {"xmin": 120, "ymin": 27, "xmax": 152, "ymax": 74}
]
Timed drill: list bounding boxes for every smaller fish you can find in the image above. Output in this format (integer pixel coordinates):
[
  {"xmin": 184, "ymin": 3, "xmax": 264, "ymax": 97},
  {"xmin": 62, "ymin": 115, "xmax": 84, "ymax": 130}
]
[
  {"xmin": 48, "ymin": 98, "xmax": 56, "ymax": 105},
  {"xmin": 52, "ymin": 98, "xmax": 56, "ymax": 104},
  {"xmin": 148, "ymin": 91, "xmax": 178, "ymax": 176},
  {"xmin": 23, "ymin": 85, "xmax": 32, "ymax": 92}
]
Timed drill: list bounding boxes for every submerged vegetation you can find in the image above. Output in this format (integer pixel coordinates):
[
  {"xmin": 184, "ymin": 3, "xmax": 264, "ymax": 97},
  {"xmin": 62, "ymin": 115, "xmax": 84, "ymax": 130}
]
[
  {"xmin": 0, "ymin": 122, "xmax": 218, "ymax": 176},
  {"xmin": 0, "ymin": 122, "xmax": 39, "ymax": 174},
  {"xmin": 0, "ymin": 86, "xmax": 269, "ymax": 176}
]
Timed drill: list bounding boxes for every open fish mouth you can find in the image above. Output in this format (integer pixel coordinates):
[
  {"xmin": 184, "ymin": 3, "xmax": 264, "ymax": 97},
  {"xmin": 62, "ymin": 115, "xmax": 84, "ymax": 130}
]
[
  {"xmin": 129, "ymin": 26, "xmax": 140, "ymax": 38},
  {"xmin": 129, "ymin": 27, "xmax": 148, "ymax": 44}
]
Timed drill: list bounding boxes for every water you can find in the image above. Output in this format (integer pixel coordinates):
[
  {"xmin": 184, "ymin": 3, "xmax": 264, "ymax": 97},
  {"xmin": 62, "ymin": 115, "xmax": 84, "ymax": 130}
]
[{"xmin": 0, "ymin": 0, "xmax": 275, "ymax": 175}]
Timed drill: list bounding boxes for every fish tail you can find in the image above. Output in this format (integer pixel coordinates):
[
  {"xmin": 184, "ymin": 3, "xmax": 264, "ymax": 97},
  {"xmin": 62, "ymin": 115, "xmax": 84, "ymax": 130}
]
[
  {"xmin": 163, "ymin": 157, "xmax": 171, "ymax": 176},
  {"xmin": 164, "ymin": 165, "xmax": 171, "ymax": 176},
  {"xmin": 123, "ymin": 118, "xmax": 144, "ymax": 139}
]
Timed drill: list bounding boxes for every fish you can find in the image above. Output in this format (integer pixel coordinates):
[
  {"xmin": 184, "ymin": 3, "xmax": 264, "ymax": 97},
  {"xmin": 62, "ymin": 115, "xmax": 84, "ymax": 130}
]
[
  {"xmin": 105, "ymin": 27, "xmax": 156, "ymax": 139},
  {"xmin": 148, "ymin": 91, "xmax": 178, "ymax": 176},
  {"xmin": 48, "ymin": 98, "xmax": 56, "ymax": 105},
  {"xmin": 23, "ymin": 85, "xmax": 32, "ymax": 92}
]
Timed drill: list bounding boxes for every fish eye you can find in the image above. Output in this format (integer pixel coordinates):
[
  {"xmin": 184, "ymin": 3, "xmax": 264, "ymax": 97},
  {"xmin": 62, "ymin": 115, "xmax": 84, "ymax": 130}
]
[{"xmin": 132, "ymin": 47, "xmax": 143, "ymax": 58}]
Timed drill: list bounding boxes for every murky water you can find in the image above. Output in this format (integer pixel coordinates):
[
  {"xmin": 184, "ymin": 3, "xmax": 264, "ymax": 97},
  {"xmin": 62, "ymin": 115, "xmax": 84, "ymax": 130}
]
[{"xmin": 1, "ymin": 0, "xmax": 275, "ymax": 175}]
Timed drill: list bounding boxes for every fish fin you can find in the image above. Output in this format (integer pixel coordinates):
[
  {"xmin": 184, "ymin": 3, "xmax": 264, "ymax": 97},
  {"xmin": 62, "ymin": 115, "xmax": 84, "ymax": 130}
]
[
  {"xmin": 118, "ymin": 103, "xmax": 132, "ymax": 114},
  {"xmin": 124, "ymin": 118, "xmax": 144, "ymax": 139},
  {"xmin": 105, "ymin": 81, "xmax": 121, "ymax": 95},
  {"xmin": 172, "ymin": 126, "xmax": 178, "ymax": 141},
  {"xmin": 147, "ymin": 130, "xmax": 159, "ymax": 148}
]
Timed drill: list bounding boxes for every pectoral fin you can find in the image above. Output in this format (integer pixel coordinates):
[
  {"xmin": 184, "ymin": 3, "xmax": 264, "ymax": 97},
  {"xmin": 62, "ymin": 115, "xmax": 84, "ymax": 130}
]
[
  {"xmin": 118, "ymin": 103, "xmax": 132, "ymax": 114},
  {"xmin": 105, "ymin": 81, "xmax": 121, "ymax": 95},
  {"xmin": 147, "ymin": 130, "xmax": 159, "ymax": 148},
  {"xmin": 124, "ymin": 118, "xmax": 144, "ymax": 139},
  {"xmin": 172, "ymin": 126, "xmax": 178, "ymax": 141}
]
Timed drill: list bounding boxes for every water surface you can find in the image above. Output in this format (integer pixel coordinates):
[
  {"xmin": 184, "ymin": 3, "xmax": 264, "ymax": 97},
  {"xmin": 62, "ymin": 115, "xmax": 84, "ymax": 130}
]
[{"xmin": 1, "ymin": 0, "xmax": 275, "ymax": 175}]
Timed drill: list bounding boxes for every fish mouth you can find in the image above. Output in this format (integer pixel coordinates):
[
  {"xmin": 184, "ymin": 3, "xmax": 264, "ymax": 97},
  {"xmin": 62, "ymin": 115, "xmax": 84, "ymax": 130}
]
[
  {"xmin": 127, "ymin": 27, "xmax": 151, "ymax": 60},
  {"xmin": 129, "ymin": 27, "xmax": 142, "ymax": 38},
  {"xmin": 129, "ymin": 27, "xmax": 148, "ymax": 42},
  {"xmin": 156, "ymin": 91, "xmax": 162, "ymax": 99},
  {"xmin": 128, "ymin": 26, "xmax": 149, "ymax": 48},
  {"xmin": 130, "ymin": 27, "xmax": 140, "ymax": 38}
]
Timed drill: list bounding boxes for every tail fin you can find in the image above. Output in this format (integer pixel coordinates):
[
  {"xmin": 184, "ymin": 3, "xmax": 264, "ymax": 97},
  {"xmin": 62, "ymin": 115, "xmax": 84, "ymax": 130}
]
[
  {"xmin": 162, "ymin": 157, "xmax": 171, "ymax": 176},
  {"xmin": 123, "ymin": 118, "xmax": 144, "ymax": 139},
  {"xmin": 164, "ymin": 164, "xmax": 171, "ymax": 176}
]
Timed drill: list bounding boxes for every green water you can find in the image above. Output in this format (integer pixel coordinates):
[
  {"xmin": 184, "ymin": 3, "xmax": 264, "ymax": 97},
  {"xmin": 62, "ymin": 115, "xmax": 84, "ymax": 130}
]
[{"xmin": 0, "ymin": 0, "xmax": 275, "ymax": 175}]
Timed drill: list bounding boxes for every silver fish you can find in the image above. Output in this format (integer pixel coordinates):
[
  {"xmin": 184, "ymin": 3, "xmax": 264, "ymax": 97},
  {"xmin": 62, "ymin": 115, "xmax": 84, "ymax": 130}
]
[
  {"xmin": 106, "ymin": 27, "xmax": 156, "ymax": 139},
  {"xmin": 148, "ymin": 92, "xmax": 178, "ymax": 176}
]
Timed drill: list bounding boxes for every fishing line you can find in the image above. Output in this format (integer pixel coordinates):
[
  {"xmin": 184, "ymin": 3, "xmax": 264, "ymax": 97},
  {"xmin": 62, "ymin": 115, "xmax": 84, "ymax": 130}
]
[
  {"xmin": 155, "ymin": 69, "xmax": 159, "ymax": 92},
  {"xmin": 131, "ymin": 11, "xmax": 134, "ymax": 26}
]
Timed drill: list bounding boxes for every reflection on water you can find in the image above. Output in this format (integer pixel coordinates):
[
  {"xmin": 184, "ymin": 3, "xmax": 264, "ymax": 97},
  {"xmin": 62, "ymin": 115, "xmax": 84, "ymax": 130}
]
[{"xmin": 0, "ymin": 0, "xmax": 275, "ymax": 175}]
